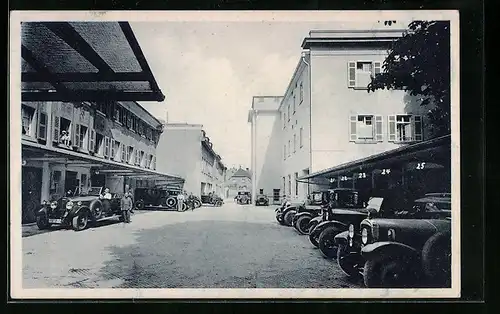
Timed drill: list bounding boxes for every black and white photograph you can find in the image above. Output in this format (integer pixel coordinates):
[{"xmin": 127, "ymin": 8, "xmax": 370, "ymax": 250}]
[{"xmin": 9, "ymin": 10, "xmax": 460, "ymax": 299}]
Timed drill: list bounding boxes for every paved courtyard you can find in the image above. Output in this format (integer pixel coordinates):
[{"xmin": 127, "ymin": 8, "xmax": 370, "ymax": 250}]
[{"xmin": 22, "ymin": 201, "xmax": 363, "ymax": 288}]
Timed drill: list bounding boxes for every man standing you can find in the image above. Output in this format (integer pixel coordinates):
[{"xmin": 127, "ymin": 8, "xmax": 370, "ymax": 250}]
[
  {"xmin": 177, "ymin": 190, "xmax": 185, "ymax": 212},
  {"xmin": 121, "ymin": 190, "xmax": 133, "ymax": 223},
  {"xmin": 125, "ymin": 184, "xmax": 134, "ymax": 213}
]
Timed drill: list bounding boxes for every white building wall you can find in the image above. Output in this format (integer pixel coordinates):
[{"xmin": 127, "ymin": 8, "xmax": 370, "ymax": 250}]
[{"xmin": 155, "ymin": 124, "xmax": 203, "ymax": 196}]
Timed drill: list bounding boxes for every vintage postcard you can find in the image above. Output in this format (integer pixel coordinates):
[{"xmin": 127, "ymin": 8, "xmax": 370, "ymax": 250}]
[{"xmin": 9, "ymin": 10, "xmax": 460, "ymax": 299}]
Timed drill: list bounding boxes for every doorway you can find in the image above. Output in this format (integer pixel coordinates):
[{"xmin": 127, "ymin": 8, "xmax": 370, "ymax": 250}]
[
  {"xmin": 65, "ymin": 171, "xmax": 79, "ymax": 195},
  {"xmin": 22, "ymin": 167, "xmax": 43, "ymax": 224}
]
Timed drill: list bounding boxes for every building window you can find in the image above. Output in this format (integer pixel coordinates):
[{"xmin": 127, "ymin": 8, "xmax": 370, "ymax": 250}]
[
  {"xmin": 349, "ymin": 114, "xmax": 383, "ymax": 142},
  {"xmin": 121, "ymin": 143, "xmax": 126, "ymax": 162},
  {"xmin": 114, "ymin": 105, "xmax": 122, "ymax": 123},
  {"xmin": 293, "ymin": 93, "xmax": 296, "ymax": 114},
  {"xmin": 348, "ymin": 60, "xmax": 382, "ymax": 89},
  {"xmin": 259, "ymin": 189, "xmax": 264, "ymax": 194},
  {"xmin": 126, "ymin": 111, "xmax": 132, "ymax": 128},
  {"xmin": 140, "ymin": 150, "xmax": 145, "ymax": 167},
  {"xmin": 299, "ymin": 82, "xmax": 303, "ymax": 104},
  {"xmin": 37, "ymin": 111, "xmax": 47, "ymax": 141},
  {"xmin": 283, "ymin": 112, "xmax": 286, "ymax": 129},
  {"xmin": 127, "ymin": 146, "xmax": 134, "ymax": 164},
  {"xmin": 95, "ymin": 102, "xmax": 106, "ymax": 115},
  {"xmin": 288, "ymin": 175, "xmax": 291, "ymax": 196},
  {"xmin": 58, "ymin": 117, "xmax": 73, "ymax": 147},
  {"xmin": 95, "ymin": 133, "xmax": 104, "ymax": 155},
  {"xmin": 388, "ymin": 114, "xmax": 423, "ymax": 143},
  {"xmin": 282, "ymin": 177, "xmax": 286, "ymax": 195},
  {"xmin": 283, "ymin": 145, "xmax": 286, "ymax": 160},
  {"xmin": 295, "ymin": 172, "xmax": 299, "ymax": 196},
  {"xmin": 104, "ymin": 136, "xmax": 110, "ymax": 158},
  {"xmin": 288, "ymin": 140, "xmax": 291, "ymax": 156},
  {"xmin": 152, "ymin": 155, "xmax": 156, "ymax": 170},
  {"xmin": 287, "ymin": 105, "xmax": 291, "ymax": 121},
  {"xmin": 76, "ymin": 124, "xmax": 88, "ymax": 150},
  {"xmin": 293, "ymin": 134, "xmax": 296, "ymax": 153},
  {"xmin": 121, "ymin": 109, "xmax": 127, "ymax": 125},
  {"xmin": 299, "ymin": 127, "xmax": 303, "ymax": 148},
  {"xmin": 21, "ymin": 105, "xmax": 36, "ymax": 137}
]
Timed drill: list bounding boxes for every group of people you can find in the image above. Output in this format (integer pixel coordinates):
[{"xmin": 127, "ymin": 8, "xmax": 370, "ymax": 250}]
[{"xmin": 99, "ymin": 185, "xmax": 134, "ymax": 223}]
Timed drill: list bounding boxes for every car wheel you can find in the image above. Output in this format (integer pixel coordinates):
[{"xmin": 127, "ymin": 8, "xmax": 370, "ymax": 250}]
[
  {"xmin": 283, "ymin": 210, "xmax": 296, "ymax": 226},
  {"xmin": 309, "ymin": 229, "xmax": 320, "ymax": 248},
  {"xmin": 166, "ymin": 197, "xmax": 177, "ymax": 208},
  {"xmin": 307, "ymin": 220, "xmax": 319, "ymax": 235},
  {"xmin": 36, "ymin": 215, "xmax": 49, "ymax": 230},
  {"xmin": 295, "ymin": 216, "xmax": 311, "ymax": 235},
  {"xmin": 72, "ymin": 211, "xmax": 89, "ymax": 231},
  {"xmin": 337, "ymin": 244, "xmax": 359, "ymax": 278},
  {"xmin": 318, "ymin": 226, "xmax": 340, "ymax": 259},
  {"xmin": 194, "ymin": 199, "xmax": 202, "ymax": 208},
  {"xmin": 363, "ymin": 257, "xmax": 415, "ymax": 288},
  {"xmin": 135, "ymin": 200, "xmax": 145, "ymax": 210},
  {"xmin": 422, "ymin": 232, "xmax": 451, "ymax": 287},
  {"xmin": 181, "ymin": 202, "xmax": 188, "ymax": 211}
]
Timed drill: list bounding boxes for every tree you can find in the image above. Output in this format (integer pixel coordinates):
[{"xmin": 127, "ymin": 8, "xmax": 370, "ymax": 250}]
[{"xmin": 368, "ymin": 21, "xmax": 451, "ymax": 136}]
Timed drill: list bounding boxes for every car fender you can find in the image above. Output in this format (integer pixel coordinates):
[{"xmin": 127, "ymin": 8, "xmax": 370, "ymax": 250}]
[
  {"xmin": 334, "ymin": 230, "xmax": 349, "ymax": 246},
  {"xmin": 313, "ymin": 220, "xmax": 348, "ymax": 235},
  {"xmin": 309, "ymin": 216, "xmax": 323, "ymax": 225},
  {"xmin": 361, "ymin": 241, "xmax": 420, "ymax": 262},
  {"xmin": 36, "ymin": 206, "xmax": 48, "ymax": 216},
  {"xmin": 72, "ymin": 206, "xmax": 91, "ymax": 218},
  {"xmin": 294, "ymin": 212, "xmax": 313, "ymax": 220},
  {"xmin": 282, "ymin": 206, "xmax": 298, "ymax": 216}
]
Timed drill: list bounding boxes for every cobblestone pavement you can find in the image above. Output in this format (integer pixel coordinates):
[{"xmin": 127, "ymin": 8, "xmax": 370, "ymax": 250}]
[{"xmin": 22, "ymin": 202, "xmax": 363, "ymax": 288}]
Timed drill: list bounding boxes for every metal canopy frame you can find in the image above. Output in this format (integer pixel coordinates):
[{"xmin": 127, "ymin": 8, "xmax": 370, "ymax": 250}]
[
  {"xmin": 22, "ymin": 141, "xmax": 184, "ymax": 184},
  {"xmin": 298, "ymin": 135, "xmax": 451, "ymax": 183},
  {"xmin": 21, "ymin": 22, "xmax": 165, "ymax": 102}
]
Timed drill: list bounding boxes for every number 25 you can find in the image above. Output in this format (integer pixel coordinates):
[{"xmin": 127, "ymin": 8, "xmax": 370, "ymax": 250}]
[{"xmin": 417, "ymin": 162, "xmax": 426, "ymax": 170}]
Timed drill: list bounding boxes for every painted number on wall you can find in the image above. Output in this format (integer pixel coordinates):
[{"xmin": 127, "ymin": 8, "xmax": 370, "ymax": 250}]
[
  {"xmin": 358, "ymin": 172, "xmax": 366, "ymax": 179},
  {"xmin": 416, "ymin": 162, "xmax": 426, "ymax": 170}
]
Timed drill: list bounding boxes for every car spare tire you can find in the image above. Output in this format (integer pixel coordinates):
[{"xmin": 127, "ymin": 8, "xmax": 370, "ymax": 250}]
[
  {"xmin": 166, "ymin": 196, "xmax": 177, "ymax": 208},
  {"xmin": 135, "ymin": 200, "xmax": 145, "ymax": 210}
]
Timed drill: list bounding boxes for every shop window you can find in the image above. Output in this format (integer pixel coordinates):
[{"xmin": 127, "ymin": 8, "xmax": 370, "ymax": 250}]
[
  {"xmin": 349, "ymin": 114, "xmax": 383, "ymax": 142},
  {"xmin": 21, "ymin": 105, "xmax": 36, "ymax": 137},
  {"xmin": 37, "ymin": 111, "xmax": 47, "ymax": 141},
  {"xmin": 347, "ymin": 60, "xmax": 382, "ymax": 89},
  {"xmin": 388, "ymin": 114, "xmax": 423, "ymax": 143}
]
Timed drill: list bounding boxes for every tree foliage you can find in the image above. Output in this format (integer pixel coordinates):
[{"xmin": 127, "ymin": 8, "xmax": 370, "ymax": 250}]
[{"xmin": 368, "ymin": 21, "xmax": 451, "ymax": 136}]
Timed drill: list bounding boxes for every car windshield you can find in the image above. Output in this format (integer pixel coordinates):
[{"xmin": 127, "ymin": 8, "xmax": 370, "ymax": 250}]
[
  {"xmin": 366, "ymin": 197, "xmax": 384, "ymax": 212},
  {"xmin": 415, "ymin": 200, "xmax": 451, "ymax": 212},
  {"xmin": 336, "ymin": 191, "xmax": 359, "ymax": 207},
  {"xmin": 79, "ymin": 187, "xmax": 102, "ymax": 196}
]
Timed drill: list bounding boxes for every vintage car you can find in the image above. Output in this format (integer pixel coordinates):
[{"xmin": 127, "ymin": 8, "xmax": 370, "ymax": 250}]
[
  {"xmin": 255, "ymin": 193, "xmax": 269, "ymax": 206},
  {"xmin": 292, "ymin": 190, "xmax": 332, "ymax": 234},
  {"xmin": 307, "ymin": 188, "xmax": 368, "ymax": 258},
  {"xmin": 335, "ymin": 193, "xmax": 452, "ymax": 288},
  {"xmin": 36, "ymin": 186, "xmax": 123, "ymax": 231},
  {"xmin": 201, "ymin": 194, "xmax": 224, "ymax": 207},
  {"xmin": 134, "ymin": 187, "xmax": 194, "ymax": 210},
  {"xmin": 275, "ymin": 199, "xmax": 292, "ymax": 224},
  {"xmin": 275, "ymin": 199, "xmax": 307, "ymax": 226},
  {"xmin": 236, "ymin": 191, "xmax": 251, "ymax": 205}
]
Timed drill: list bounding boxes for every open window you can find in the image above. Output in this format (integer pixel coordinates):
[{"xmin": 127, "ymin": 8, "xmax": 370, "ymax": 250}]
[
  {"xmin": 95, "ymin": 133, "xmax": 104, "ymax": 156},
  {"xmin": 73, "ymin": 124, "xmax": 88, "ymax": 150},
  {"xmin": 112, "ymin": 140, "xmax": 120, "ymax": 161},
  {"xmin": 388, "ymin": 114, "xmax": 423, "ymax": 143},
  {"xmin": 22, "ymin": 105, "xmax": 37, "ymax": 138},
  {"xmin": 37, "ymin": 111, "xmax": 47, "ymax": 141},
  {"xmin": 127, "ymin": 146, "xmax": 134, "ymax": 164},
  {"xmin": 348, "ymin": 61, "xmax": 382, "ymax": 89},
  {"xmin": 58, "ymin": 117, "xmax": 73, "ymax": 147},
  {"xmin": 349, "ymin": 114, "xmax": 383, "ymax": 142}
]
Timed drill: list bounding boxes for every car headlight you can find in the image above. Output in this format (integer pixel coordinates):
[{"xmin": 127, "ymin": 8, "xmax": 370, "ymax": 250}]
[
  {"xmin": 348, "ymin": 224, "xmax": 355, "ymax": 239},
  {"xmin": 66, "ymin": 201, "xmax": 74, "ymax": 210},
  {"xmin": 387, "ymin": 228, "xmax": 396, "ymax": 241},
  {"xmin": 77, "ymin": 201, "xmax": 82, "ymax": 206},
  {"xmin": 50, "ymin": 201, "xmax": 57, "ymax": 209},
  {"xmin": 42, "ymin": 200, "xmax": 47, "ymax": 205},
  {"xmin": 361, "ymin": 227, "xmax": 368, "ymax": 244}
]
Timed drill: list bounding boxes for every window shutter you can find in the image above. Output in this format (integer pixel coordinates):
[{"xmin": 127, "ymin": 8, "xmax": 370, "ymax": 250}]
[
  {"xmin": 74, "ymin": 124, "xmax": 81, "ymax": 147},
  {"xmin": 121, "ymin": 144, "xmax": 126, "ymax": 162},
  {"xmin": 89, "ymin": 129, "xmax": 95, "ymax": 152},
  {"xmin": 348, "ymin": 61, "xmax": 356, "ymax": 87},
  {"xmin": 37, "ymin": 112, "xmax": 47, "ymax": 140},
  {"xmin": 388, "ymin": 115, "xmax": 397, "ymax": 142},
  {"xmin": 373, "ymin": 61, "xmax": 382, "ymax": 76},
  {"xmin": 152, "ymin": 156, "xmax": 156, "ymax": 170},
  {"xmin": 52, "ymin": 115, "xmax": 60, "ymax": 142},
  {"xmin": 413, "ymin": 115, "xmax": 423, "ymax": 141},
  {"xmin": 104, "ymin": 136, "xmax": 109, "ymax": 157},
  {"xmin": 375, "ymin": 115, "xmax": 383, "ymax": 141},
  {"xmin": 111, "ymin": 139, "xmax": 115, "ymax": 159},
  {"xmin": 349, "ymin": 115, "xmax": 357, "ymax": 141}
]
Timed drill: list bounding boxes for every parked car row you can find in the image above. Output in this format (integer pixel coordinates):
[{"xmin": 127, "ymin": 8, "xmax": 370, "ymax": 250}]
[
  {"xmin": 275, "ymin": 189, "xmax": 452, "ymax": 288},
  {"xmin": 35, "ymin": 186, "xmax": 213, "ymax": 232}
]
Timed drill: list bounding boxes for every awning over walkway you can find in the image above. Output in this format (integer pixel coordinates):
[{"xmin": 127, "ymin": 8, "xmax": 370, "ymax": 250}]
[
  {"xmin": 298, "ymin": 134, "xmax": 451, "ymax": 183},
  {"xmin": 22, "ymin": 140, "xmax": 184, "ymax": 185},
  {"xmin": 21, "ymin": 22, "xmax": 165, "ymax": 102}
]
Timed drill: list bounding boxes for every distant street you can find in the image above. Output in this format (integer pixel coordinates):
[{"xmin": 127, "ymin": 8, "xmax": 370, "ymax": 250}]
[{"xmin": 22, "ymin": 202, "xmax": 362, "ymax": 288}]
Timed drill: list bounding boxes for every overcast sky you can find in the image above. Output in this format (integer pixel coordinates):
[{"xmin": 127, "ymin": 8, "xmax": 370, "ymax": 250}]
[{"xmin": 129, "ymin": 20, "xmax": 410, "ymax": 169}]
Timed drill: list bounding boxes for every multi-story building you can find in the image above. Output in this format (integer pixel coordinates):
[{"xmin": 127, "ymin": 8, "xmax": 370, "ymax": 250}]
[
  {"xmin": 225, "ymin": 167, "xmax": 252, "ymax": 199},
  {"xmin": 249, "ymin": 23, "xmax": 447, "ymax": 203},
  {"xmin": 155, "ymin": 123, "xmax": 227, "ymax": 198},
  {"xmin": 21, "ymin": 100, "xmax": 181, "ymax": 223},
  {"xmin": 248, "ymin": 96, "xmax": 284, "ymax": 204}
]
